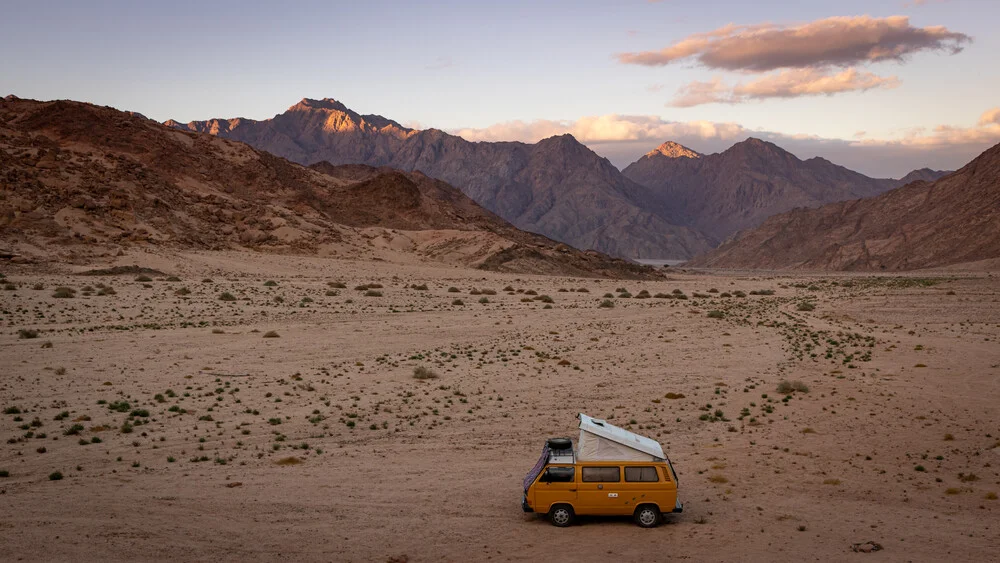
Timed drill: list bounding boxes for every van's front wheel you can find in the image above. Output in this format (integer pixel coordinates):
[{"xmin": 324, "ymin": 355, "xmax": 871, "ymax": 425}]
[
  {"xmin": 634, "ymin": 505, "xmax": 661, "ymax": 528},
  {"xmin": 549, "ymin": 504, "xmax": 575, "ymax": 527}
]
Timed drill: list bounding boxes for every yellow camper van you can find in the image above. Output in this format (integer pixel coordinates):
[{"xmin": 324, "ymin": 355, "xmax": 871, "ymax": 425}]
[{"xmin": 522, "ymin": 414, "xmax": 681, "ymax": 528}]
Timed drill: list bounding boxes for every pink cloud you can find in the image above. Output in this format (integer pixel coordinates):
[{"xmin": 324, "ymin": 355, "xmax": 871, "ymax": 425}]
[
  {"xmin": 617, "ymin": 15, "xmax": 970, "ymax": 71},
  {"xmin": 669, "ymin": 68, "xmax": 900, "ymax": 107}
]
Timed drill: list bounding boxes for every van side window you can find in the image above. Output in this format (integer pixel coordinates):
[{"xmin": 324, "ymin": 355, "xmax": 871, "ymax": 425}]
[
  {"xmin": 541, "ymin": 466, "xmax": 575, "ymax": 483},
  {"xmin": 625, "ymin": 466, "xmax": 660, "ymax": 482},
  {"xmin": 582, "ymin": 467, "xmax": 621, "ymax": 482}
]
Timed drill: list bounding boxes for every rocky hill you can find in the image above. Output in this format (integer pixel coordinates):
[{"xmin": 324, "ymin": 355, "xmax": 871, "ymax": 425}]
[
  {"xmin": 622, "ymin": 138, "xmax": 913, "ymax": 241},
  {"xmin": 0, "ymin": 97, "xmax": 657, "ymax": 278},
  {"xmin": 685, "ymin": 142, "xmax": 1000, "ymax": 271},
  {"xmin": 169, "ymin": 99, "xmax": 713, "ymax": 260}
]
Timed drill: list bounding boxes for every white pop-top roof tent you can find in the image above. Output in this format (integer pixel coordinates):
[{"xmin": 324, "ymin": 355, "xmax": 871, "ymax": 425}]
[{"xmin": 576, "ymin": 413, "xmax": 666, "ymax": 462}]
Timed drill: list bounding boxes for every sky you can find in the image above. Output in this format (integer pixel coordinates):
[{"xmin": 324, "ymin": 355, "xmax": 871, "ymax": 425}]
[{"xmin": 2, "ymin": 0, "xmax": 998, "ymax": 177}]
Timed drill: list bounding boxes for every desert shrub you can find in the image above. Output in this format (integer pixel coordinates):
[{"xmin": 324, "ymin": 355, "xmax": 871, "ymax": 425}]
[
  {"xmin": 603, "ymin": 293, "xmax": 614, "ymax": 298},
  {"xmin": 447, "ymin": 287, "xmax": 460, "ymax": 293},
  {"xmin": 174, "ymin": 287, "xmax": 190, "ymax": 296},
  {"xmin": 777, "ymin": 380, "xmax": 809, "ymax": 393},
  {"xmin": 480, "ymin": 288, "xmax": 497, "ymax": 295},
  {"xmin": 469, "ymin": 288, "xmax": 481, "ymax": 295},
  {"xmin": 108, "ymin": 401, "xmax": 130, "ymax": 412},
  {"xmin": 263, "ymin": 331, "xmax": 280, "ymax": 338},
  {"xmin": 354, "ymin": 284, "xmax": 369, "ymax": 291},
  {"xmin": 364, "ymin": 290, "xmax": 383, "ymax": 297},
  {"xmin": 654, "ymin": 293, "xmax": 669, "ymax": 298},
  {"xmin": 503, "ymin": 285, "xmax": 514, "ymax": 292},
  {"xmin": 720, "ymin": 292, "xmax": 732, "ymax": 298},
  {"xmin": 135, "ymin": 275, "xmax": 152, "ymax": 282},
  {"xmin": 707, "ymin": 310, "xmax": 725, "ymax": 319},
  {"xmin": 708, "ymin": 288, "xmax": 719, "ymax": 293},
  {"xmin": 618, "ymin": 291, "xmax": 632, "ymax": 298},
  {"xmin": 18, "ymin": 328, "xmax": 39, "ymax": 339},
  {"xmin": 664, "ymin": 392, "xmax": 685, "ymax": 399},
  {"xmin": 577, "ymin": 288, "xmax": 589, "ymax": 293},
  {"xmin": 325, "ymin": 290, "xmax": 338, "ymax": 296},
  {"xmin": 535, "ymin": 295, "xmax": 554, "ymax": 303},
  {"xmin": 733, "ymin": 291, "xmax": 747, "ymax": 298},
  {"xmin": 599, "ymin": 299, "xmax": 614, "ymax": 308},
  {"xmin": 52, "ymin": 287, "xmax": 76, "ymax": 298},
  {"xmin": 524, "ymin": 289, "xmax": 538, "ymax": 296},
  {"xmin": 3, "ymin": 406, "xmax": 21, "ymax": 414},
  {"xmin": 479, "ymin": 297, "xmax": 489, "ymax": 304},
  {"xmin": 413, "ymin": 366, "xmax": 439, "ymax": 380},
  {"xmin": 32, "ymin": 283, "xmax": 44, "ymax": 290},
  {"xmin": 411, "ymin": 284, "xmax": 428, "ymax": 291},
  {"xmin": 49, "ymin": 471, "xmax": 63, "ymax": 481},
  {"xmin": 0, "ymin": 470, "xmax": 9, "ymax": 478},
  {"xmin": 796, "ymin": 301, "xmax": 816, "ymax": 311},
  {"xmin": 263, "ymin": 280, "xmax": 278, "ymax": 287},
  {"xmin": 692, "ymin": 292, "xmax": 709, "ymax": 298},
  {"xmin": 451, "ymin": 299, "xmax": 464, "ymax": 306},
  {"xmin": 328, "ymin": 282, "xmax": 347, "ymax": 289},
  {"xmin": 97, "ymin": 286, "xmax": 116, "ymax": 296},
  {"xmin": 165, "ymin": 276, "xmax": 181, "ymax": 282},
  {"xmin": 635, "ymin": 290, "xmax": 651, "ymax": 299},
  {"xmin": 218, "ymin": 292, "xmax": 237, "ymax": 301}
]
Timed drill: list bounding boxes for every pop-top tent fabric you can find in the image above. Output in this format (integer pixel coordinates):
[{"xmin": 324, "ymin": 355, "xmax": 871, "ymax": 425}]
[{"xmin": 577, "ymin": 413, "xmax": 665, "ymax": 461}]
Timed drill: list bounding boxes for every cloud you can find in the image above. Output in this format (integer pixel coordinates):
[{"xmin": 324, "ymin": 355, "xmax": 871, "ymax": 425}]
[
  {"xmin": 669, "ymin": 68, "xmax": 901, "ymax": 107},
  {"xmin": 977, "ymin": 107, "xmax": 1000, "ymax": 127},
  {"xmin": 451, "ymin": 114, "xmax": 748, "ymax": 145},
  {"xmin": 617, "ymin": 15, "xmax": 970, "ymax": 72},
  {"xmin": 448, "ymin": 107, "xmax": 1000, "ymax": 177}
]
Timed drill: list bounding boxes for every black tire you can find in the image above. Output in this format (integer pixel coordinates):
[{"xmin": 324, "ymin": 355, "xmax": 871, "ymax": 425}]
[
  {"xmin": 547, "ymin": 437, "xmax": 572, "ymax": 450},
  {"xmin": 634, "ymin": 504, "xmax": 661, "ymax": 528},
  {"xmin": 549, "ymin": 504, "xmax": 575, "ymax": 527}
]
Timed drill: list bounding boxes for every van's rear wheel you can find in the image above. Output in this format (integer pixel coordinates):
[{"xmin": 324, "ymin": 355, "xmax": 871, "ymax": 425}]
[
  {"xmin": 549, "ymin": 504, "xmax": 575, "ymax": 527},
  {"xmin": 634, "ymin": 505, "xmax": 661, "ymax": 528}
]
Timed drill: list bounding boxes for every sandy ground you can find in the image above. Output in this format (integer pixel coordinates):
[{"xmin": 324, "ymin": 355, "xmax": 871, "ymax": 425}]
[{"xmin": 1, "ymin": 251, "xmax": 998, "ymax": 562}]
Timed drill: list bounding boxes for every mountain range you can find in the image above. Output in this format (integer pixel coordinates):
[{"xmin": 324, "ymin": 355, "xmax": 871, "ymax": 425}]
[
  {"xmin": 622, "ymin": 139, "xmax": 949, "ymax": 241},
  {"xmin": 169, "ymin": 98, "xmax": 946, "ymax": 260},
  {"xmin": 687, "ymin": 142, "xmax": 1000, "ymax": 270},
  {"xmin": 168, "ymin": 99, "xmax": 712, "ymax": 259},
  {"xmin": 0, "ymin": 96, "xmax": 655, "ymax": 279}
]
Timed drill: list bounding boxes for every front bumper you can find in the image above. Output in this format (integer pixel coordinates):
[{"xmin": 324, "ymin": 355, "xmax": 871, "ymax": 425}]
[{"xmin": 522, "ymin": 495, "xmax": 534, "ymax": 513}]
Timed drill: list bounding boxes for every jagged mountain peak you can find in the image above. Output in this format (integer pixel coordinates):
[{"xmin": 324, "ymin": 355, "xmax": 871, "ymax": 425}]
[
  {"xmin": 289, "ymin": 97, "xmax": 352, "ymax": 113},
  {"xmin": 646, "ymin": 141, "xmax": 701, "ymax": 159}
]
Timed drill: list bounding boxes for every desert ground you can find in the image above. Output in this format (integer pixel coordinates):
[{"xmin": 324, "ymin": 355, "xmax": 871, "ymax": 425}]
[{"xmin": 1, "ymin": 251, "xmax": 998, "ymax": 562}]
